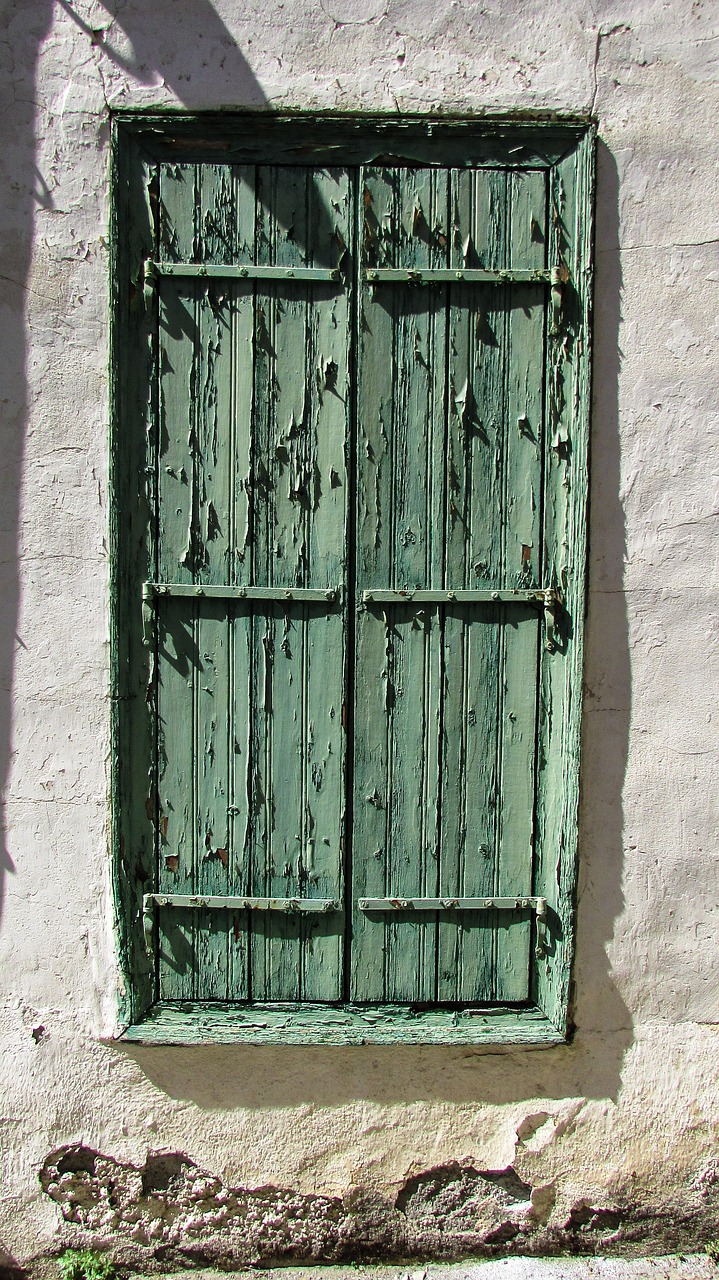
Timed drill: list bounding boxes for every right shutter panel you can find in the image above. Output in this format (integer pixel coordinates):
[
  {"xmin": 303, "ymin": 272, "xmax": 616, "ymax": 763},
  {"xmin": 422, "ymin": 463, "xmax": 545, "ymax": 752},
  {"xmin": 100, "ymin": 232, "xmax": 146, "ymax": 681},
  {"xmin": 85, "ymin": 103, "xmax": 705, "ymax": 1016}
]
[{"xmin": 351, "ymin": 164, "xmax": 548, "ymax": 1006}]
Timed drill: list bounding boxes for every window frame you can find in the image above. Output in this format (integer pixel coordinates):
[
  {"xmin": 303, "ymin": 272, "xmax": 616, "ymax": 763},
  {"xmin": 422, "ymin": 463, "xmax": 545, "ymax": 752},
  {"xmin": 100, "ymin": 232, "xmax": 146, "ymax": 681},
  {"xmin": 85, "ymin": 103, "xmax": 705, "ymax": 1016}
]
[{"xmin": 110, "ymin": 112, "xmax": 595, "ymax": 1045}]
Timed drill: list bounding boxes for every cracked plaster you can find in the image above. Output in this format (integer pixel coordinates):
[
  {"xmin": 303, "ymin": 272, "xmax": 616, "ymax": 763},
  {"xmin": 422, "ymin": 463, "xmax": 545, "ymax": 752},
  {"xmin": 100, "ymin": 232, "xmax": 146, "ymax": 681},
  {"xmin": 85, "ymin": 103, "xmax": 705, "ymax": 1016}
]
[{"xmin": 0, "ymin": 0, "xmax": 718, "ymax": 1272}]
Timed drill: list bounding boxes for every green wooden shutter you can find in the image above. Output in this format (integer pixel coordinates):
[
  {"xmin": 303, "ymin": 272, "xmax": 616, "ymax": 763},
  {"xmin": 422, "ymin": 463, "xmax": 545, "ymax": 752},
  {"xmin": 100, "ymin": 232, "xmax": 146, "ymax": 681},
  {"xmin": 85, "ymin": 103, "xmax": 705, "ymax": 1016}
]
[
  {"xmin": 152, "ymin": 163, "xmax": 351, "ymax": 1002},
  {"xmin": 114, "ymin": 118, "xmax": 593, "ymax": 1041},
  {"xmin": 352, "ymin": 165, "xmax": 546, "ymax": 1004}
]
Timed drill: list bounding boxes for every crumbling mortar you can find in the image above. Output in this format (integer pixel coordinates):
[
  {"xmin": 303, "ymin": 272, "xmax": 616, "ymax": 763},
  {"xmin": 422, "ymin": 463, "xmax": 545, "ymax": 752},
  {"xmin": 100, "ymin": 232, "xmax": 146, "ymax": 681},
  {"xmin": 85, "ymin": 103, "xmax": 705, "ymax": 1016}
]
[{"xmin": 37, "ymin": 1145, "xmax": 719, "ymax": 1269}]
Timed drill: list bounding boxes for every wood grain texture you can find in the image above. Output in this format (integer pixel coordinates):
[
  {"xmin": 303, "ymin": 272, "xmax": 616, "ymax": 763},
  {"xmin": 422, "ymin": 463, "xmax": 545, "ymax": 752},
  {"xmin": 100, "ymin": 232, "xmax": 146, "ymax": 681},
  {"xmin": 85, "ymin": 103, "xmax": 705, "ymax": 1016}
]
[
  {"xmin": 152, "ymin": 162, "xmax": 350, "ymax": 1003},
  {"xmin": 533, "ymin": 130, "xmax": 595, "ymax": 1033},
  {"xmin": 352, "ymin": 164, "xmax": 549, "ymax": 1006},
  {"xmin": 122, "ymin": 1000, "xmax": 562, "ymax": 1045},
  {"xmin": 439, "ymin": 168, "xmax": 507, "ymax": 1003},
  {"xmin": 493, "ymin": 168, "xmax": 545, "ymax": 1002},
  {"xmin": 112, "ymin": 118, "xmax": 594, "ymax": 1041},
  {"xmin": 110, "ymin": 127, "xmax": 157, "ymax": 1023}
]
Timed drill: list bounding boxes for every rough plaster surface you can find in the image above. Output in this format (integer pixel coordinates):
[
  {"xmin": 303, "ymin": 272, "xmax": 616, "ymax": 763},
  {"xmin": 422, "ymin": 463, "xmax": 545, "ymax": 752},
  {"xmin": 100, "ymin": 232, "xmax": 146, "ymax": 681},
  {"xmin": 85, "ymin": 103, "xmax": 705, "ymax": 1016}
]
[{"xmin": 0, "ymin": 0, "xmax": 718, "ymax": 1274}]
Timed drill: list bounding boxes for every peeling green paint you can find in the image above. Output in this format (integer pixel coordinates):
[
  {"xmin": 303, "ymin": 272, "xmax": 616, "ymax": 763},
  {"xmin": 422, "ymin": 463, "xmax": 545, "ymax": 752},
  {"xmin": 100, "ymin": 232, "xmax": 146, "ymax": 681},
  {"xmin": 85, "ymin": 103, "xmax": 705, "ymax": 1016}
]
[{"xmin": 111, "ymin": 115, "xmax": 594, "ymax": 1042}]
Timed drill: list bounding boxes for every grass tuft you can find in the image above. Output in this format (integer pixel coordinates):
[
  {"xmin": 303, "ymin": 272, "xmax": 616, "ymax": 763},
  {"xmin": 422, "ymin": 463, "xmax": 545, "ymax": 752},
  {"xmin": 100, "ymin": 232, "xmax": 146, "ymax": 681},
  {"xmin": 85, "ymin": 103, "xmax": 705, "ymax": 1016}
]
[{"xmin": 58, "ymin": 1250, "xmax": 116, "ymax": 1280}]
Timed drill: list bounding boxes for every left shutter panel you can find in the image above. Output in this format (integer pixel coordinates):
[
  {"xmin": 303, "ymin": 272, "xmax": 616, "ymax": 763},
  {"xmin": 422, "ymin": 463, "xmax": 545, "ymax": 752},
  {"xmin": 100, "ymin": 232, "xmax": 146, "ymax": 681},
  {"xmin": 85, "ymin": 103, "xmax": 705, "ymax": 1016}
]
[{"xmin": 152, "ymin": 163, "xmax": 352, "ymax": 1003}]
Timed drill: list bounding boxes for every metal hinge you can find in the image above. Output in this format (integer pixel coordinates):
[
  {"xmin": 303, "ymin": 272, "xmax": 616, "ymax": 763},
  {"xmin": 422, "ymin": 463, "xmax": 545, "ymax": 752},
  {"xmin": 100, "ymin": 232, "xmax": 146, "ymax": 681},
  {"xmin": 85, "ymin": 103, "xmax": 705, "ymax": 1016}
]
[
  {"xmin": 550, "ymin": 263, "xmax": 570, "ymax": 332},
  {"xmin": 144, "ymin": 582, "xmax": 340, "ymax": 603},
  {"xmin": 142, "ymin": 257, "xmax": 156, "ymax": 315}
]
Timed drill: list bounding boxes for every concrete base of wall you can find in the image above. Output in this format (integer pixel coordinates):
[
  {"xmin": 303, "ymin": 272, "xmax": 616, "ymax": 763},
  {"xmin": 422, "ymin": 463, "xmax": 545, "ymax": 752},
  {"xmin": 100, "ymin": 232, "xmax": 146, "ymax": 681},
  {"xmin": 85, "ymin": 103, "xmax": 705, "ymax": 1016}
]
[
  {"xmin": 6, "ymin": 1260, "xmax": 716, "ymax": 1280},
  {"xmin": 31, "ymin": 1143, "xmax": 719, "ymax": 1276},
  {"xmin": 168, "ymin": 1265, "xmax": 717, "ymax": 1280}
]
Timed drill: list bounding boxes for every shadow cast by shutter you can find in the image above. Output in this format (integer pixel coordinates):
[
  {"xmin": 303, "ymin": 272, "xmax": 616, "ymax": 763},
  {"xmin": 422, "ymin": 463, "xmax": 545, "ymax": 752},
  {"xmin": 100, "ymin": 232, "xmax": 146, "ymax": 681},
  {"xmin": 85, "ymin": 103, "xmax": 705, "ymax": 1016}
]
[{"xmin": 120, "ymin": 141, "xmax": 634, "ymax": 1104}]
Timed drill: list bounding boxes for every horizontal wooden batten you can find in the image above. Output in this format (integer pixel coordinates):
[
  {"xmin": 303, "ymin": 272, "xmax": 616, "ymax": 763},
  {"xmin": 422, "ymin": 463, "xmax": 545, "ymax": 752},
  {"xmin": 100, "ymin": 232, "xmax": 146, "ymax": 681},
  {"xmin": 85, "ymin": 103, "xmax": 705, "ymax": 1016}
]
[
  {"xmin": 358, "ymin": 896, "xmax": 544, "ymax": 911},
  {"xmin": 147, "ymin": 263, "xmax": 562, "ymax": 288},
  {"xmin": 360, "ymin": 896, "xmax": 549, "ymax": 959},
  {"xmin": 149, "ymin": 261, "xmax": 343, "ymax": 283},
  {"xmin": 143, "ymin": 582, "xmax": 341, "ymax": 603},
  {"xmin": 144, "ymin": 893, "xmax": 340, "ymax": 912},
  {"xmin": 364, "ymin": 267, "xmax": 559, "ymax": 285},
  {"xmin": 121, "ymin": 1001, "xmax": 564, "ymax": 1046},
  {"xmin": 361, "ymin": 588, "xmax": 557, "ymax": 605},
  {"xmin": 143, "ymin": 896, "xmax": 342, "ymax": 964}
]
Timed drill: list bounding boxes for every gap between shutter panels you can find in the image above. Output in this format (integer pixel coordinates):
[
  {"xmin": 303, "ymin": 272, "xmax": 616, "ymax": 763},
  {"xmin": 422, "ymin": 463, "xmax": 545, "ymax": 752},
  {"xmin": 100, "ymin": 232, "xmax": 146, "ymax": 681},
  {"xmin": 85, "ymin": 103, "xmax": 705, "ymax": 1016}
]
[{"xmin": 150, "ymin": 159, "xmax": 552, "ymax": 1007}]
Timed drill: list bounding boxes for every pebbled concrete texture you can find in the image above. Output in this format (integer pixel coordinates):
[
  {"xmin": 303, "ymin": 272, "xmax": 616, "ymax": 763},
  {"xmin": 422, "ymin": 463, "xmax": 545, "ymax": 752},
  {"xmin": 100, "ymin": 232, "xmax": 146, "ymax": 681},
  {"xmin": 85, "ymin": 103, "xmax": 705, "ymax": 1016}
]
[{"xmin": 0, "ymin": 0, "xmax": 718, "ymax": 1274}]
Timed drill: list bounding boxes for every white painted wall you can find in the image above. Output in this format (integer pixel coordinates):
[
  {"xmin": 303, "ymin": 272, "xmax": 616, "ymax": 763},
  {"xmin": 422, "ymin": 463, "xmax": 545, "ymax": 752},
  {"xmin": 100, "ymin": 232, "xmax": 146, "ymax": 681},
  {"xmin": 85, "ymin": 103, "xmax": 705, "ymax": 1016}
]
[{"xmin": 0, "ymin": 0, "xmax": 717, "ymax": 1268}]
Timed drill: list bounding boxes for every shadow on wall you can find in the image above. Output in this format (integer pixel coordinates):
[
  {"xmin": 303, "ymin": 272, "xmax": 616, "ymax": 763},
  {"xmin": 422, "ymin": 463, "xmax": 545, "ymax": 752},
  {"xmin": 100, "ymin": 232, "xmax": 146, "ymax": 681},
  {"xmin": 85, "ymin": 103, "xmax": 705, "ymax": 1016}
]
[
  {"xmin": 0, "ymin": 0, "xmax": 266, "ymax": 921},
  {"xmin": 0, "ymin": 2, "xmax": 55, "ymax": 932},
  {"xmin": 4, "ymin": 4, "xmax": 632, "ymax": 1104},
  {"xmin": 56, "ymin": 0, "xmax": 269, "ymax": 104},
  {"xmin": 0, "ymin": 1240, "xmax": 27, "ymax": 1280}
]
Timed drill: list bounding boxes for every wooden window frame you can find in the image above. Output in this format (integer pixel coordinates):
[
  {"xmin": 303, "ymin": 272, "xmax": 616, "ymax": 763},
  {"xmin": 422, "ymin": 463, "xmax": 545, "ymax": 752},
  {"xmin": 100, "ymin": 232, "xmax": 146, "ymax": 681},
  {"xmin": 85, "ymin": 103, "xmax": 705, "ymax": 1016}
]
[{"xmin": 110, "ymin": 112, "xmax": 595, "ymax": 1046}]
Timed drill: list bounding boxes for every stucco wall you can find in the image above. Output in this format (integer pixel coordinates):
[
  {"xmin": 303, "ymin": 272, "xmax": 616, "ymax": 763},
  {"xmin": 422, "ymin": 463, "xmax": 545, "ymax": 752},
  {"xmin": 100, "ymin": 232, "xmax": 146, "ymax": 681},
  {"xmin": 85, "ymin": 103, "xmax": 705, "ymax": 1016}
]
[{"xmin": 0, "ymin": 0, "xmax": 717, "ymax": 1272}]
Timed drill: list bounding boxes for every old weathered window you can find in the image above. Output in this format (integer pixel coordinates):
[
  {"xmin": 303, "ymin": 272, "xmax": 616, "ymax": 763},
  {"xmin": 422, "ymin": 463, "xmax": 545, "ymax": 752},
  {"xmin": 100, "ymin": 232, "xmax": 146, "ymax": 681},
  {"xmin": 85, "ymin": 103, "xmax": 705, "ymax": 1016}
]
[{"xmin": 112, "ymin": 115, "xmax": 594, "ymax": 1044}]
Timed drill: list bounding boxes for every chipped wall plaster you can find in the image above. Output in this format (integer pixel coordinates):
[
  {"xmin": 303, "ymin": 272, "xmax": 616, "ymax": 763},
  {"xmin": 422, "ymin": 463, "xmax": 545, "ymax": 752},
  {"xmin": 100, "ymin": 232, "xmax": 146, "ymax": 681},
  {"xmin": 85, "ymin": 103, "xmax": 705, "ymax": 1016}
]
[{"xmin": 0, "ymin": 0, "xmax": 717, "ymax": 1272}]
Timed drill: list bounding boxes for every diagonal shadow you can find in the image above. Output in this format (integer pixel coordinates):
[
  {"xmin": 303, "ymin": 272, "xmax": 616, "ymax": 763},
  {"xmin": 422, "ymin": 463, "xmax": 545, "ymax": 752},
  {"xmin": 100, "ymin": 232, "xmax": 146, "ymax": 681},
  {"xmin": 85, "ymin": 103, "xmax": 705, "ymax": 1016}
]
[
  {"xmin": 58, "ymin": 0, "xmax": 269, "ymax": 103},
  {"xmin": 0, "ymin": 1, "xmax": 266, "ymax": 929},
  {"xmin": 3, "ymin": 1, "xmax": 632, "ymax": 1115},
  {"xmin": 0, "ymin": 0, "xmax": 56, "ymax": 931}
]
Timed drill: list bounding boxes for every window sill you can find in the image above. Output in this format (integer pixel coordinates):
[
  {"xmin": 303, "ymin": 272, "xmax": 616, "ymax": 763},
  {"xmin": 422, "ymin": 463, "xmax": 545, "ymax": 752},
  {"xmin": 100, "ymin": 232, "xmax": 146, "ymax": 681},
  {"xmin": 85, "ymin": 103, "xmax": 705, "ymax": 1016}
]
[{"xmin": 120, "ymin": 1001, "xmax": 564, "ymax": 1046}]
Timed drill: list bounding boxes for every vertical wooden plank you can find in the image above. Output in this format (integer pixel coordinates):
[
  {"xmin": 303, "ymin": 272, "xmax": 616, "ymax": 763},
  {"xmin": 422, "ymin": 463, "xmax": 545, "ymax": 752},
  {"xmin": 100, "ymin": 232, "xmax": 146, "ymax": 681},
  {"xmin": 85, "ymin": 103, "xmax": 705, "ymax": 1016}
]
[
  {"xmin": 156, "ymin": 163, "xmax": 198, "ymax": 998},
  {"xmin": 352, "ymin": 167, "xmax": 447, "ymax": 1002},
  {"xmin": 246, "ymin": 163, "xmax": 273, "ymax": 1001},
  {"xmin": 494, "ymin": 169, "xmax": 546, "ymax": 1002},
  {"xmin": 250, "ymin": 165, "xmax": 306, "ymax": 1001},
  {"xmin": 193, "ymin": 165, "xmax": 239, "ymax": 999},
  {"xmin": 535, "ymin": 133, "xmax": 594, "ymax": 1031},
  {"xmin": 111, "ymin": 132, "xmax": 156, "ymax": 1020},
  {"xmin": 301, "ymin": 167, "xmax": 351, "ymax": 1000},
  {"xmin": 250, "ymin": 166, "xmax": 350, "ymax": 1001},
  {"xmin": 300, "ymin": 602, "xmax": 345, "ymax": 1000},
  {"xmin": 535, "ymin": 155, "xmax": 573, "ymax": 1024},
  {"xmin": 438, "ymin": 169, "xmax": 507, "ymax": 1003},
  {"xmin": 351, "ymin": 166, "xmax": 398, "ymax": 1001},
  {"xmin": 227, "ymin": 165, "xmax": 256, "ymax": 998},
  {"xmin": 384, "ymin": 168, "xmax": 446, "ymax": 1003}
]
